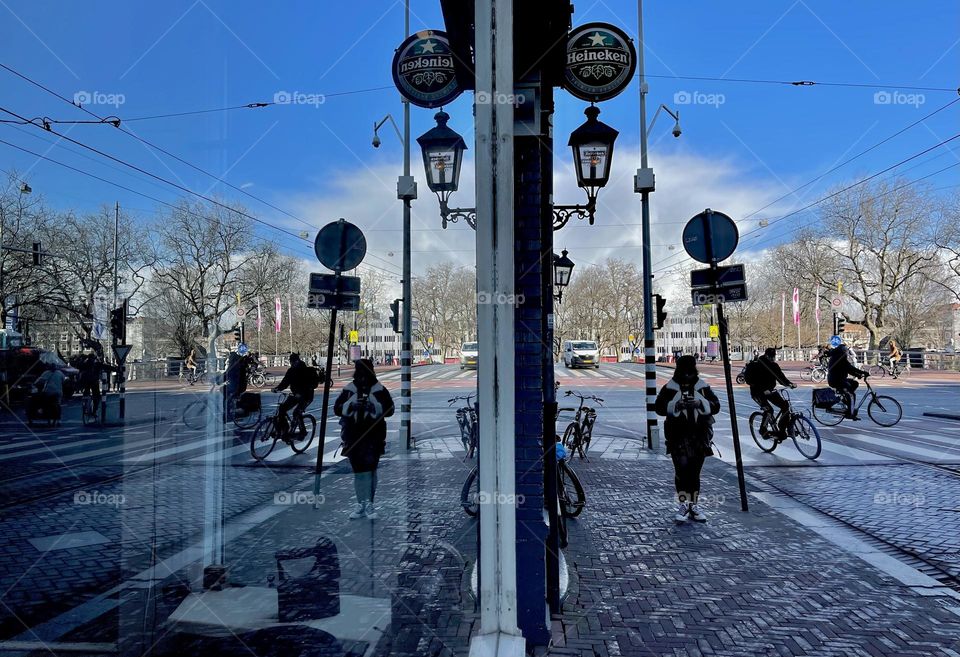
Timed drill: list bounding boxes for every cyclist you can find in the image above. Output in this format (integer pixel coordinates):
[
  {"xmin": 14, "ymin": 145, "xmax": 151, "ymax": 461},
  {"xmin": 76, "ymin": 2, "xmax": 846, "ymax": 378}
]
[
  {"xmin": 78, "ymin": 353, "xmax": 104, "ymax": 410},
  {"xmin": 814, "ymin": 344, "xmax": 830, "ymax": 367},
  {"xmin": 887, "ymin": 339, "xmax": 903, "ymax": 373},
  {"xmin": 827, "ymin": 339, "xmax": 869, "ymax": 419},
  {"xmin": 185, "ymin": 349, "xmax": 198, "ymax": 380},
  {"xmin": 271, "ymin": 352, "xmax": 317, "ymax": 437},
  {"xmin": 746, "ymin": 348, "xmax": 797, "ymax": 439}
]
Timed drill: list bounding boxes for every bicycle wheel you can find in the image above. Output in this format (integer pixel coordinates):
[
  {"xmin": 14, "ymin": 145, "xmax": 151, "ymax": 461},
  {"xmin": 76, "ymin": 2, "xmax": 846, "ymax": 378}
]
[
  {"xmin": 289, "ymin": 414, "xmax": 317, "ymax": 453},
  {"xmin": 799, "ymin": 368, "xmax": 812, "ymax": 382},
  {"xmin": 466, "ymin": 423, "xmax": 478, "ymax": 459},
  {"xmin": 81, "ymin": 398, "xmax": 93, "ymax": 426},
  {"xmin": 233, "ymin": 403, "xmax": 261, "ymax": 430},
  {"xmin": 579, "ymin": 420, "xmax": 594, "ymax": 458},
  {"xmin": 561, "ymin": 423, "xmax": 580, "ymax": 453},
  {"xmin": 749, "ymin": 411, "xmax": 778, "ymax": 453},
  {"xmin": 811, "ymin": 368, "xmax": 826, "ymax": 384},
  {"xmin": 558, "ymin": 461, "xmax": 585, "ymax": 518},
  {"xmin": 461, "ymin": 467, "xmax": 480, "ymax": 516},
  {"xmin": 868, "ymin": 395, "xmax": 902, "ymax": 427},
  {"xmin": 250, "ymin": 373, "xmax": 266, "ymax": 388},
  {"xmin": 791, "ymin": 414, "xmax": 822, "ymax": 460},
  {"xmin": 250, "ymin": 417, "xmax": 279, "ymax": 460},
  {"xmin": 182, "ymin": 399, "xmax": 208, "ymax": 430},
  {"xmin": 869, "ymin": 365, "xmax": 886, "ymax": 379},
  {"xmin": 456, "ymin": 414, "xmax": 470, "ymax": 452},
  {"xmin": 812, "ymin": 398, "xmax": 846, "ymax": 426}
]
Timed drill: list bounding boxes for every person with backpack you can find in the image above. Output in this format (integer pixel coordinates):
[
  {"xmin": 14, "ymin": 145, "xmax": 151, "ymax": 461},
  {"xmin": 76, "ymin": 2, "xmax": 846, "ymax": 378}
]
[
  {"xmin": 271, "ymin": 352, "xmax": 318, "ymax": 437},
  {"xmin": 827, "ymin": 340, "xmax": 869, "ymax": 419},
  {"xmin": 745, "ymin": 347, "xmax": 797, "ymax": 438},
  {"xmin": 655, "ymin": 355, "xmax": 721, "ymax": 523},
  {"xmin": 334, "ymin": 359, "xmax": 394, "ymax": 520}
]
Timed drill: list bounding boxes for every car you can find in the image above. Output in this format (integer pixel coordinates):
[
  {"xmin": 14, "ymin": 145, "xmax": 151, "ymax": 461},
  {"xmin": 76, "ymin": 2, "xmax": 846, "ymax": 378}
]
[
  {"xmin": 0, "ymin": 347, "xmax": 78, "ymax": 403},
  {"xmin": 563, "ymin": 340, "xmax": 600, "ymax": 369},
  {"xmin": 460, "ymin": 341, "xmax": 479, "ymax": 369}
]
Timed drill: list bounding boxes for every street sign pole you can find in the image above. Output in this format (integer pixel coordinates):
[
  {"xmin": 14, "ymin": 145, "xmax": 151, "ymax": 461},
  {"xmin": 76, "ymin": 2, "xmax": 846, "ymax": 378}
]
[{"xmin": 700, "ymin": 210, "xmax": 749, "ymax": 512}]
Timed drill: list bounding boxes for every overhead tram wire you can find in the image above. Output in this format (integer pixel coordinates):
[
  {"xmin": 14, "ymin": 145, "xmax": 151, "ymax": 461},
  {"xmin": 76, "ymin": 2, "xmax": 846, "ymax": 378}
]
[
  {"xmin": 739, "ymin": 96, "xmax": 960, "ymax": 223},
  {"xmin": 0, "ymin": 64, "xmax": 397, "ymax": 254},
  {"xmin": 642, "ymin": 73, "xmax": 958, "ymax": 93},
  {"xmin": 648, "ymin": 132, "xmax": 960, "ymax": 274}
]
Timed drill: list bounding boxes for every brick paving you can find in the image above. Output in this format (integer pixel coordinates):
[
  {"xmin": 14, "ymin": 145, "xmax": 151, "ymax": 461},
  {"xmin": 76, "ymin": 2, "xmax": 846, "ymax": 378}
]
[{"xmin": 4, "ymin": 448, "xmax": 960, "ymax": 655}]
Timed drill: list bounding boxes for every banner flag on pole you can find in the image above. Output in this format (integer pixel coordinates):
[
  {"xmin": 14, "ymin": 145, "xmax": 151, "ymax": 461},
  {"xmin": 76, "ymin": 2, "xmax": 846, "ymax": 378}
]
[
  {"xmin": 256, "ymin": 297, "xmax": 262, "ymax": 330},
  {"xmin": 792, "ymin": 287, "xmax": 800, "ymax": 325},
  {"xmin": 815, "ymin": 284, "xmax": 821, "ymax": 324},
  {"xmin": 275, "ymin": 297, "xmax": 282, "ymax": 333}
]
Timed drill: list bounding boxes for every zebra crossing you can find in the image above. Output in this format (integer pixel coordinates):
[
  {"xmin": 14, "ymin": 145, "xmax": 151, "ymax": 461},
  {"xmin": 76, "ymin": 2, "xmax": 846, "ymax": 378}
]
[{"xmin": 377, "ymin": 363, "xmax": 656, "ymax": 388}]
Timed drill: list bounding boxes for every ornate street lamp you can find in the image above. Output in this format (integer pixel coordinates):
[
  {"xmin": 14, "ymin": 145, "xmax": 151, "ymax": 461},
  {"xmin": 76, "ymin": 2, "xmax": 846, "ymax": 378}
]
[
  {"xmin": 418, "ymin": 106, "xmax": 619, "ymax": 230},
  {"xmin": 416, "ymin": 111, "xmax": 475, "ymax": 229},
  {"xmin": 555, "ymin": 105, "xmax": 619, "ymax": 228},
  {"xmin": 552, "ymin": 249, "xmax": 575, "ymax": 302}
]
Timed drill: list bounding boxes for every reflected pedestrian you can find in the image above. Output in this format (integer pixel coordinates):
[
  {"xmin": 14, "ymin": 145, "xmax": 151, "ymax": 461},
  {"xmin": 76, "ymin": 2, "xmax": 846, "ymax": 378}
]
[
  {"xmin": 655, "ymin": 354, "xmax": 720, "ymax": 523},
  {"xmin": 334, "ymin": 359, "xmax": 394, "ymax": 520}
]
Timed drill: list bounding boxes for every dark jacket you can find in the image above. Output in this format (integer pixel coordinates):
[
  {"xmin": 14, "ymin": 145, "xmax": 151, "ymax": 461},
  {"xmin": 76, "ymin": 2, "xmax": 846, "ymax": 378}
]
[
  {"xmin": 334, "ymin": 381, "xmax": 394, "ymax": 459},
  {"xmin": 827, "ymin": 347, "xmax": 868, "ymax": 388},
  {"xmin": 748, "ymin": 355, "xmax": 792, "ymax": 394},
  {"xmin": 655, "ymin": 378, "xmax": 721, "ymax": 457},
  {"xmin": 276, "ymin": 361, "xmax": 315, "ymax": 398}
]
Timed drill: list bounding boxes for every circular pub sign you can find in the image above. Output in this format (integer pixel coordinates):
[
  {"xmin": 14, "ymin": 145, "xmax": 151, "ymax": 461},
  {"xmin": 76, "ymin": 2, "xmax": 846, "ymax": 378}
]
[
  {"xmin": 392, "ymin": 30, "xmax": 463, "ymax": 108},
  {"xmin": 564, "ymin": 22, "xmax": 637, "ymax": 103}
]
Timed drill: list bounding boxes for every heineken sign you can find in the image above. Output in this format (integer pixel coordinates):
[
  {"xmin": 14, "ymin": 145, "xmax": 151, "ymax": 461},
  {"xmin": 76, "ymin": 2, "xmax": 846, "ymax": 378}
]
[
  {"xmin": 392, "ymin": 30, "xmax": 463, "ymax": 108},
  {"xmin": 564, "ymin": 23, "xmax": 637, "ymax": 103}
]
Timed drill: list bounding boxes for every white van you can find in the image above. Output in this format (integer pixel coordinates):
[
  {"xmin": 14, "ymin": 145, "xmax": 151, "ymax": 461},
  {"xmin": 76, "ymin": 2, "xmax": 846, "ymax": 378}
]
[
  {"xmin": 460, "ymin": 341, "xmax": 479, "ymax": 369},
  {"xmin": 563, "ymin": 340, "xmax": 600, "ymax": 369}
]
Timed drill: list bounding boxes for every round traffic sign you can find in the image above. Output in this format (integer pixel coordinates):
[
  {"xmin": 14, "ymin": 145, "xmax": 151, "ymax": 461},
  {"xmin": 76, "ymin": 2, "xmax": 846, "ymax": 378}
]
[
  {"xmin": 682, "ymin": 209, "xmax": 739, "ymax": 264},
  {"xmin": 314, "ymin": 219, "xmax": 366, "ymax": 272},
  {"xmin": 237, "ymin": 343, "xmax": 249, "ymax": 356},
  {"xmin": 831, "ymin": 295, "xmax": 843, "ymax": 308}
]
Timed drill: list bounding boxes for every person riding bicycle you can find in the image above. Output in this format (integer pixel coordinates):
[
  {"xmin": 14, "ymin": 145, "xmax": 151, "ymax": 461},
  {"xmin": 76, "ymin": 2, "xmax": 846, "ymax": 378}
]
[
  {"xmin": 271, "ymin": 352, "xmax": 318, "ymax": 437},
  {"xmin": 814, "ymin": 344, "xmax": 830, "ymax": 367},
  {"xmin": 78, "ymin": 352, "xmax": 105, "ymax": 410},
  {"xmin": 185, "ymin": 349, "xmax": 198, "ymax": 377},
  {"xmin": 745, "ymin": 347, "xmax": 797, "ymax": 439},
  {"xmin": 887, "ymin": 339, "xmax": 903, "ymax": 371},
  {"xmin": 827, "ymin": 339, "xmax": 869, "ymax": 419}
]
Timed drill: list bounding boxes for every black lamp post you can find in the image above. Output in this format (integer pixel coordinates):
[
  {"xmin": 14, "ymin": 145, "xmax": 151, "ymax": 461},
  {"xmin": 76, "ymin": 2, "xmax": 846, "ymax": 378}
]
[
  {"xmin": 555, "ymin": 105, "xmax": 619, "ymax": 228},
  {"xmin": 416, "ymin": 111, "xmax": 474, "ymax": 229},
  {"xmin": 552, "ymin": 250, "xmax": 574, "ymax": 302}
]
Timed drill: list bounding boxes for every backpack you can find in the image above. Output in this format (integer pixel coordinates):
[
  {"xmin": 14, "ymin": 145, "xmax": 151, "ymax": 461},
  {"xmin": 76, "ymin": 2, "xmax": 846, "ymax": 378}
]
[
  {"xmin": 308, "ymin": 366, "xmax": 322, "ymax": 389},
  {"xmin": 742, "ymin": 360, "xmax": 761, "ymax": 386}
]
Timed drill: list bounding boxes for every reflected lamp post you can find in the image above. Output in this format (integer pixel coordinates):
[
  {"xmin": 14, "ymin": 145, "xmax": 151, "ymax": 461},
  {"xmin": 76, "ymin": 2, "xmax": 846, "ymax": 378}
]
[{"xmin": 552, "ymin": 250, "xmax": 574, "ymax": 302}]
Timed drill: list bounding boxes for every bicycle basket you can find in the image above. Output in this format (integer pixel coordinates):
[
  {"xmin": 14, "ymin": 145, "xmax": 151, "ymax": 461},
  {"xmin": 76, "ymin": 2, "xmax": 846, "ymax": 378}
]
[
  {"xmin": 238, "ymin": 391, "xmax": 261, "ymax": 412},
  {"xmin": 812, "ymin": 388, "xmax": 839, "ymax": 409}
]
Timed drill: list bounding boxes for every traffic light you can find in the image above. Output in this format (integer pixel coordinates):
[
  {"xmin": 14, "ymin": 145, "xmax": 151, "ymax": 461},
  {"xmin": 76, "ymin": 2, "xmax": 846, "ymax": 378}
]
[
  {"xmin": 652, "ymin": 294, "xmax": 668, "ymax": 330},
  {"xmin": 110, "ymin": 301, "xmax": 127, "ymax": 344},
  {"xmin": 389, "ymin": 299, "xmax": 400, "ymax": 333},
  {"xmin": 31, "ymin": 242, "xmax": 41, "ymax": 266},
  {"xmin": 233, "ymin": 323, "xmax": 243, "ymax": 343},
  {"xmin": 338, "ymin": 322, "xmax": 345, "ymax": 343},
  {"xmin": 835, "ymin": 313, "xmax": 846, "ymax": 334}
]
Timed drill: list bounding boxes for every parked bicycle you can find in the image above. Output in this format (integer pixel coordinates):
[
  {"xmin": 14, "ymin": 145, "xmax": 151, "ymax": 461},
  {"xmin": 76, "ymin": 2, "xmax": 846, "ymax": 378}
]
[
  {"xmin": 249, "ymin": 393, "xmax": 317, "ymax": 461},
  {"xmin": 559, "ymin": 390, "xmax": 602, "ymax": 459},
  {"xmin": 183, "ymin": 385, "xmax": 262, "ymax": 430},
  {"xmin": 449, "ymin": 393, "xmax": 478, "ymax": 459},
  {"xmin": 460, "ymin": 439, "xmax": 585, "ymax": 521},
  {"xmin": 749, "ymin": 387, "xmax": 822, "ymax": 460},
  {"xmin": 798, "ymin": 362, "xmax": 827, "ymax": 383},
  {"xmin": 812, "ymin": 377, "xmax": 902, "ymax": 427}
]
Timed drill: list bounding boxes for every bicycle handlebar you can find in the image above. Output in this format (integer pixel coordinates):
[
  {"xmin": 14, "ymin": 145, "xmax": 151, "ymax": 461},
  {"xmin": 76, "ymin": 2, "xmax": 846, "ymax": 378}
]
[
  {"xmin": 564, "ymin": 390, "xmax": 604, "ymax": 404},
  {"xmin": 447, "ymin": 393, "xmax": 477, "ymax": 406}
]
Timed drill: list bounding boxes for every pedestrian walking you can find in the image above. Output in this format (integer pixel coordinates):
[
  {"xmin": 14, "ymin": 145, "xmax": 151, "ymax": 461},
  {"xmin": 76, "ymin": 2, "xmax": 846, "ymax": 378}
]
[
  {"xmin": 655, "ymin": 354, "xmax": 721, "ymax": 523},
  {"xmin": 334, "ymin": 359, "xmax": 394, "ymax": 520}
]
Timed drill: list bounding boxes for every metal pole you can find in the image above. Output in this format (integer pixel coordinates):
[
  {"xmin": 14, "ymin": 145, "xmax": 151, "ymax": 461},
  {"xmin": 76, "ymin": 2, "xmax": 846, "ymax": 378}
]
[
  {"xmin": 400, "ymin": 0, "xmax": 413, "ymax": 450},
  {"xmin": 716, "ymin": 300, "xmax": 749, "ymax": 512},
  {"xmin": 312, "ymin": 303, "xmax": 339, "ymax": 500},
  {"xmin": 637, "ymin": 0, "xmax": 659, "ymax": 450}
]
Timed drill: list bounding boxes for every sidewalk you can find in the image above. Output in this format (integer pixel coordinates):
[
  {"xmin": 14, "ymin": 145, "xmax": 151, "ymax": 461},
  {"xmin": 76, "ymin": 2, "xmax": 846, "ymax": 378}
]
[{"xmin": 47, "ymin": 450, "xmax": 960, "ymax": 656}]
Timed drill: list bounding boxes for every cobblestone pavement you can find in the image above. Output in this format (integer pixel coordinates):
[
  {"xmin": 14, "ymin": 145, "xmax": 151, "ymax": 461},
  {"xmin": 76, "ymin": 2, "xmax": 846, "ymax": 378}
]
[
  {"xmin": 26, "ymin": 454, "xmax": 956, "ymax": 656},
  {"xmin": 747, "ymin": 462, "xmax": 960, "ymax": 581}
]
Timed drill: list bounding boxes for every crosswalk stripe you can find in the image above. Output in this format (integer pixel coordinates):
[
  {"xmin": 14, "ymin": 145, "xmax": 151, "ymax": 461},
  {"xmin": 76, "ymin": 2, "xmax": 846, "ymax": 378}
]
[
  {"xmin": 0, "ymin": 437, "xmax": 109, "ymax": 462},
  {"xmin": 836, "ymin": 431, "xmax": 960, "ymax": 460},
  {"xmin": 122, "ymin": 435, "xmax": 220, "ymax": 464},
  {"xmin": 266, "ymin": 430, "xmax": 340, "ymax": 462},
  {"xmin": 581, "ymin": 369, "xmax": 603, "ymax": 378},
  {"xmin": 37, "ymin": 431, "xmax": 184, "ymax": 465}
]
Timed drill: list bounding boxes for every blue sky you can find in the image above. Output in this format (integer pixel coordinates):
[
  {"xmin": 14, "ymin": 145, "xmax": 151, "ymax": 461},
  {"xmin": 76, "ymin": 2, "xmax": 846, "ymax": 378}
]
[{"xmin": 2, "ymin": 1, "xmax": 958, "ymax": 279}]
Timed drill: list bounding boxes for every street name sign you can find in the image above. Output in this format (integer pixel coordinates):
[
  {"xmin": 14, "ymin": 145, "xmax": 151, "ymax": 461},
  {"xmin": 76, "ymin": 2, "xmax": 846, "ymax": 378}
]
[
  {"xmin": 307, "ymin": 273, "xmax": 361, "ymax": 311},
  {"xmin": 690, "ymin": 264, "xmax": 745, "ymax": 289}
]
